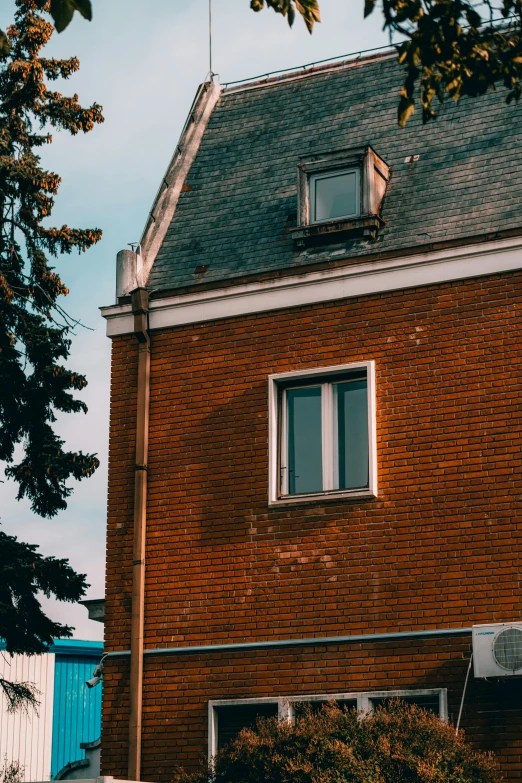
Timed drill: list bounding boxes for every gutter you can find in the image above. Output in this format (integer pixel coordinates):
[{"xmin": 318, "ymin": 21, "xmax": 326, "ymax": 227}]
[
  {"xmin": 106, "ymin": 626, "xmax": 472, "ymax": 660},
  {"xmin": 128, "ymin": 287, "xmax": 151, "ymax": 782}
]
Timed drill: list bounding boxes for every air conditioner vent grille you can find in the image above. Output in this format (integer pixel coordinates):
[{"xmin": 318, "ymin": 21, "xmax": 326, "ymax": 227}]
[{"xmin": 492, "ymin": 627, "xmax": 522, "ymax": 671}]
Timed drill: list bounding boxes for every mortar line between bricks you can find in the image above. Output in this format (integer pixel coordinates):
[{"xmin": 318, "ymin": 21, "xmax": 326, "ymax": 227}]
[{"xmin": 105, "ymin": 627, "xmax": 473, "ymax": 659}]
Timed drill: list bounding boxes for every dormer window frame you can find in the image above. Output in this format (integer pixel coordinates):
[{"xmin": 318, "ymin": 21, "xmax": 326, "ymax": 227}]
[{"xmin": 292, "ymin": 145, "xmax": 389, "ymax": 246}]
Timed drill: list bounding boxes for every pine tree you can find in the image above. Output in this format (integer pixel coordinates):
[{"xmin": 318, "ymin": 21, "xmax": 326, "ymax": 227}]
[
  {"xmin": 0, "ymin": 529, "xmax": 88, "ymax": 711},
  {"xmin": 0, "ymin": 0, "xmax": 103, "ymax": 518}
]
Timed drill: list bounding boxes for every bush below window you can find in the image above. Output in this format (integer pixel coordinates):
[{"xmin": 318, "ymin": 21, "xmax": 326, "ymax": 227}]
[{"xmin": 173, "ymin": 701, "xmax": 500, "ymax": 783}]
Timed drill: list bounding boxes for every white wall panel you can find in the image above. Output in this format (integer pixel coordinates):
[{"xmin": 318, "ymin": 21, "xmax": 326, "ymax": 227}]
[{"xmin": 0, "ymin": 653, "xmax": 55, "ymax": 782}]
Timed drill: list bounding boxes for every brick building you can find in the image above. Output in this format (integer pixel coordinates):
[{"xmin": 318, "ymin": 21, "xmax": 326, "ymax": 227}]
[{"xmin": 100, "ymin": 50, "xmax": 522, "ymax": 781}]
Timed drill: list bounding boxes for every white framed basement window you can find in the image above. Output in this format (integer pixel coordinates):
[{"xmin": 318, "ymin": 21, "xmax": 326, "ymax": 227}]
[
  {"xmin": 208, "ymin": 689, "xmax": 447, "ymax": 757},
  {"xmin": 268, "ymin": 361, "xmax": 377, "ymax": 505}
]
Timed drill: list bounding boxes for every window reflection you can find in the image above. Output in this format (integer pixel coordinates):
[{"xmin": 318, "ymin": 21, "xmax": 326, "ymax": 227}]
[
  {"xmin": 334, "ymin": 379, "xmax": 369, "ymax": 490},
  {"xmin": 312, "ymin": 169, "xmax": 359, "ymax": 222},
  {"xmin": 287, "ymin": 386, "xmax": 323, "ymax": 495}
]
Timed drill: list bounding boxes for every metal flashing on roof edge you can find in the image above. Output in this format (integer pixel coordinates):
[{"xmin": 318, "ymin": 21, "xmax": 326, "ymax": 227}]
[
  {"xmin": 223, "ymin": 49, "xmax": 396, "ymax": 94},
  {"xmin": 0, "ymin": 638, "xmax": 104, "ymax": 655},
  {"xmin": 223, "ymin": 45, "xmax": 395, "ymax": 88},
  {"xmin": 139, "ymin": 80, "xmax": 222, "ymax": 284},
  {"xmin": 105, "ymin": 626, "xmax": 472, "ymax": 659},
  {"xmin": 50, "ymin": 639, "xmax": 104, "ymax": 655}
]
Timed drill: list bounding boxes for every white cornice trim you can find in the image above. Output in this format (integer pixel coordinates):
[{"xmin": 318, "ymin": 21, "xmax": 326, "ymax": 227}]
[{"xmin": 101, "ymin": 236, "xmax": 522, "ymax": 337}]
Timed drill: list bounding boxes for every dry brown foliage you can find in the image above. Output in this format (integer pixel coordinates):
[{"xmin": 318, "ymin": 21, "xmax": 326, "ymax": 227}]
[{"xmin": 173, "ymin": 700, "xmax": 501, "ymax": 783}]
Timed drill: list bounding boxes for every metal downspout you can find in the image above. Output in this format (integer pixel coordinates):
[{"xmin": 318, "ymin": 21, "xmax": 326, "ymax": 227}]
[{"xmin": 128, "ymin": 287, "xmax": 150, "ymax": 781}]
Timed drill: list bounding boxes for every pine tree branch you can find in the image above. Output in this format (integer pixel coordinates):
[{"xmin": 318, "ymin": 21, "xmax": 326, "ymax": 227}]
[
  {"xmin": 0, "ymin": 677, "xmax": 40, "ymax": 714},
  {"xmin": 0, "ymin": 2, "xmax": 103, "ymax": 516}
]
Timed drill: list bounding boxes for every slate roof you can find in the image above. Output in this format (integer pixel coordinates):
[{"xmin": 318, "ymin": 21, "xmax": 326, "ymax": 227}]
[{"xmin": 148, "ymin": 51, "xmax": 522, "ymax": 294}]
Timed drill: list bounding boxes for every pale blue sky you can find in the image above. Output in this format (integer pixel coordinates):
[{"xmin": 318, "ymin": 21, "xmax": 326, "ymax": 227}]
[{"xmin": 0, "ymin": 0, "xmax": 389, "ymax": 641}]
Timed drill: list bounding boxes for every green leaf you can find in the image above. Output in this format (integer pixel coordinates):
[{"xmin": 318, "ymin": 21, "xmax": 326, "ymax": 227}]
[
  {"xmin": 465, "ymin": 7, "xmax": 482, "ymax": 28},
  {"xmin": 398, "ymin": 94, "xmax": 415, "ymax": 127},
  {"xmin": 295, "ymin": 0, "xmax": 321, "ymax": 32},
  {"xmin": 50, "ymin": 0, "xmax": 74, "ymax": 32},
  {"xmin": 74, "ymin": 0, "xmax": 93, "ymax": 21},
  {"xmin": 364, "ymin": 0, "xmax": 377, "ymax": 18},
  {"xmin": 50, "ymin": 0, "xmax": 92, "ymax": 33},
  {"xmin": 0, "ymin": 29, "xmax": 9, "ymax": 57}
]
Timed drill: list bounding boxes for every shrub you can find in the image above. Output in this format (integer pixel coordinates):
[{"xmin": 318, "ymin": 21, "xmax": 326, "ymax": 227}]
[
  {"xmin": 0, "ymin": 756, "xmax": 24, "ymax": 783},
  {"xmin": 173, "ymin": 701, "xmax": 501, "ymax": 783}
]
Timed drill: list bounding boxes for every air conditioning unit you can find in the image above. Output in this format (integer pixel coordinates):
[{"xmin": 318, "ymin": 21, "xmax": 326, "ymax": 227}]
[{"xmin": 473, "ymin": 623, "xmax": 522, "ymax": 678}]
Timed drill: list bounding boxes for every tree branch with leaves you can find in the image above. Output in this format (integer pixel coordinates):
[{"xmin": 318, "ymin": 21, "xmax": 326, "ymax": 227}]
[
  {"xmin": 0, "ymin": 0, "xmax": 103, "ymax": 518},
  {"xmin": 0, "ymin": 529, "xmax": 88, "ymax": 710},
  {"xmin": 253, "ymin": 0, "xmax": 522, "ymax": 125},
  {"xmin": 0, "ymin": 0, "xmax": 101, "ymax": 713},
  {"xmin": 366, "ymin": 0, "xmax": 522, "ymax": 125},
  {"xmin": 4, "ymin": 0, "xmax": 522, "ymax": 126}
]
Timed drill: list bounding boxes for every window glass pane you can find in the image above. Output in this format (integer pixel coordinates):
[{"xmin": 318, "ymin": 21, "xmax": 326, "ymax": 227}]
[
  {"xmin": 334, "ymin": 379, "xmax": 369, "ymax": 490},
  {"xmin": 287, "ymin": 386, "xmax": 322, "ymax": 495},
  {"xmin": 313, "ymin": 170, "xmax": 358, "ymax": 222},
  {"xmin": 294, "ymin": 699, "xmax": 358, "ymax": 720},
  {"xmin": 370, "ymin": 694, "xmax": 440, "ymax": 716},
  {"xmin": 337, "ymin": 699, "xmax": 358, "ymax": 712},
  {"xmin": 216, "ymin": 704, "xmax": 278, "ymax": 750}
]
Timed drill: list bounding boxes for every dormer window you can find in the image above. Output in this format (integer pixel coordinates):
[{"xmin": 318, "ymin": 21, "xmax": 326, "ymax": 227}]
[
  {"xmin": 310, "ymin": 168, "xmax": 360, "ymax": 223},
  {"xmin": 291, "ymin": 145, "xmax": 389, "ymax": 246}
]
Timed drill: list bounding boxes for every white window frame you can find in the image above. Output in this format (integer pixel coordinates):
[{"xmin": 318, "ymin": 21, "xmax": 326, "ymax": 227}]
[
  {"xmin": 208, "ymin": 689, "xmax": 448, "ymax": 758},
  {"xmin": 309, "ymin": 167, "xmax": 361, "ymax": 224},
  {"xmin": 268, "ymin": 361, "xmax": 377, "ymax": 506}
]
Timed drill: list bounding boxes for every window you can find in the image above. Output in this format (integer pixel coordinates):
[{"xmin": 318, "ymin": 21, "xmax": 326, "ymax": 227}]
[
  {"xmin": 214, "ymin": 703, "xmax": 279, "ymax": 751},
  {"xmin": 369, "ymin": 693, "xmax": 442, "ymax": 713},
  {"xmin": 291, "ymin": 145, "xmax": 389, "ymax": 246},
  {"xmin": 208, "ymin": 698, "xmax": 286, "ymax": 757},
  {"xmin": 309, "ymin": 168, "xmax": 360, "ymax": 223},
  {"xmin": 209, "ymin": 690, "xmax": 447, "ymax": 756},
  {"xmin": 268, "ymin": 361, "xmax": 376, "ymax": 505},
  {"xmin": 293, "ymin": 698, "xmax": 358, "ymax": 719}
]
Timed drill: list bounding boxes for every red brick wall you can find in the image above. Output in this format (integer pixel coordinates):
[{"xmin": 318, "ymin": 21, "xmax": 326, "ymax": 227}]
[
  {"xmin": 102, "ymin": 271, "xmax": 522, "ymax": 779},
  {"xmin": 104, "ymin": 637, "xmax": 522, "ymax": 780}
]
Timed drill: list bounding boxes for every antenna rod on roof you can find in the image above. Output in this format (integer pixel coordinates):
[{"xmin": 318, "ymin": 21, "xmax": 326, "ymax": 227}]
[{"xmin": 209, "ymin": 0, "xmax": 213, "ymax": 81}]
